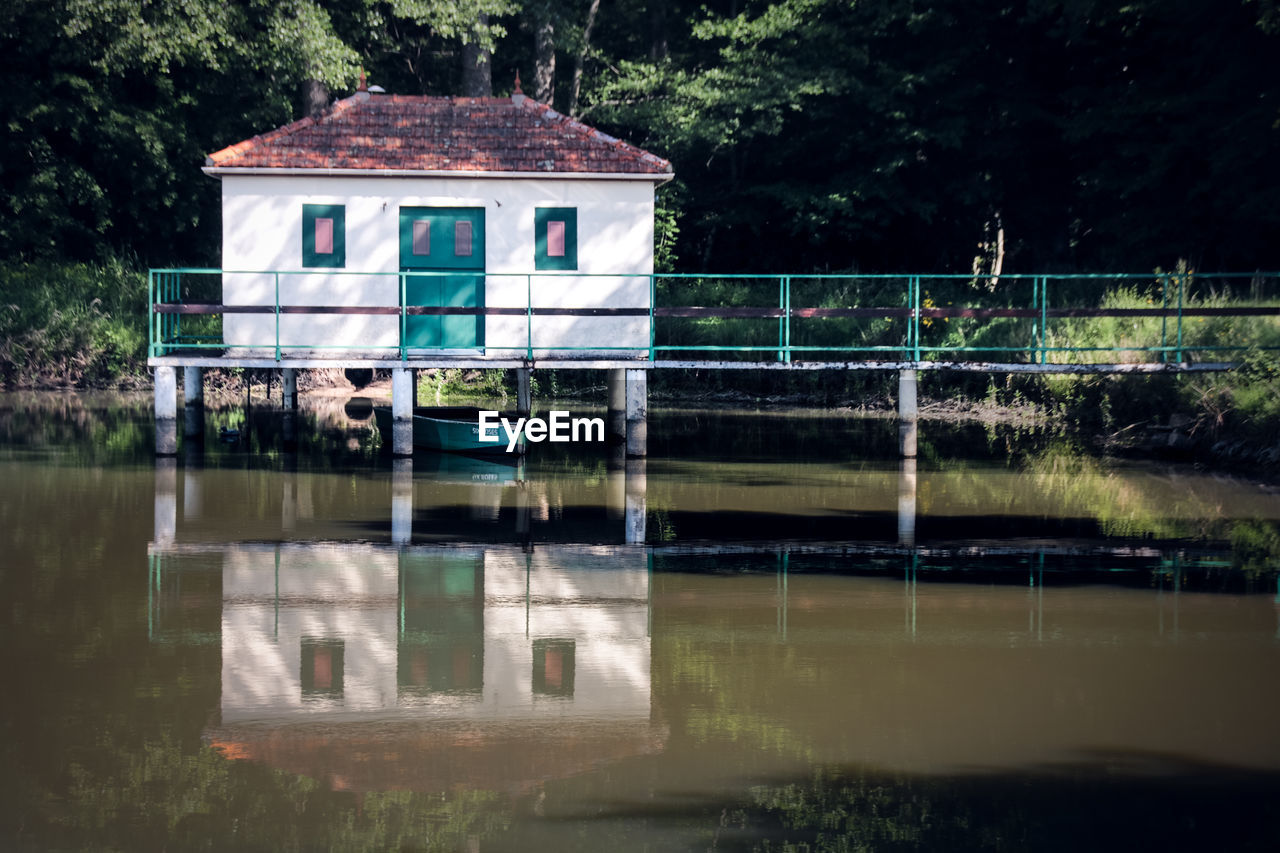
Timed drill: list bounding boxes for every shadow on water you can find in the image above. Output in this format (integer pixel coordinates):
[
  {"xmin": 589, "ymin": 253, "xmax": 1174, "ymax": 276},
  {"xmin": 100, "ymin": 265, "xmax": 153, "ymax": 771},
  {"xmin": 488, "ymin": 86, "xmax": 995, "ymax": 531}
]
[{"xmin": 489, "ymin": 758, "xmax": 1280, "ymax": 852}]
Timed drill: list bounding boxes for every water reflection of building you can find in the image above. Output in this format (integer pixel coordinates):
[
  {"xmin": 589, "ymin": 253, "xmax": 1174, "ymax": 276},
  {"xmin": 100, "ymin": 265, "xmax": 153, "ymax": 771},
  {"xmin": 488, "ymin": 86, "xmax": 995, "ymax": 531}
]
[
  {"xmin": 214, "ymin": 544, "xmax": 651, "ymax": 724},
  {"xmin": 150, "ymin": 539, "xmax": 661, "ymax": 792}
]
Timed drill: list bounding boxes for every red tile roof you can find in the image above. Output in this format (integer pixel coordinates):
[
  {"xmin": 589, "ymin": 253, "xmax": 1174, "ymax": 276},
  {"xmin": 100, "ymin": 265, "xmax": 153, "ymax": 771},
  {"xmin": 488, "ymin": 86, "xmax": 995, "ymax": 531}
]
[{"xmin": 206, "ymin": 92, "xmax": 672, "ymax": 177}]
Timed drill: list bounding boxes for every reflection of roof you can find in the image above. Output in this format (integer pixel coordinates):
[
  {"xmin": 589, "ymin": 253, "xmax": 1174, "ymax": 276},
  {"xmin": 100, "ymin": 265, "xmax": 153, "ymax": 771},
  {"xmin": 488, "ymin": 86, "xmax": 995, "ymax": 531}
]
[
  {"xmin": 205, "ymin": 718, "xmax": 668, "ymax": 794},
  {"xmin": 205, "ymin": 93, "xmax": 672, "ymax": 177}
]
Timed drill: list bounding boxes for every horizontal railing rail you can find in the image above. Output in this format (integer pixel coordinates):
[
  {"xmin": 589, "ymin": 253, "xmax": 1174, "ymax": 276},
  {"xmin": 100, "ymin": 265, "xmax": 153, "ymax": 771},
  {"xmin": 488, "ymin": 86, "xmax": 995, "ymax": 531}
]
[{"xmin": 148, "ymin": 268, "xmax": 1280, "ymax": 366}]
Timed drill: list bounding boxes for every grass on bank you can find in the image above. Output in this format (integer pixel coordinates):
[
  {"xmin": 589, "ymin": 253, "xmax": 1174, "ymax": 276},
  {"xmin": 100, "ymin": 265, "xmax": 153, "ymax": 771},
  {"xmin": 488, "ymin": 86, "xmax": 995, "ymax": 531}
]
[{"xmin": 0, "ymin": 260, "xmax": 148, "ymax": 388}]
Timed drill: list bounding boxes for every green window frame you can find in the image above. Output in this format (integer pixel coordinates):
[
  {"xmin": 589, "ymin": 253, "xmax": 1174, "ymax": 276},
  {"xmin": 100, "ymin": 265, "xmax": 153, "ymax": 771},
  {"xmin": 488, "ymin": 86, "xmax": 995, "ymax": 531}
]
[
  {"xmin": 535, "ymin": 207, "xmax": 577, "ymax": 270},
  {"xmin": 302, "ymin": 204, "xmax": 345, "ymax": 268}
]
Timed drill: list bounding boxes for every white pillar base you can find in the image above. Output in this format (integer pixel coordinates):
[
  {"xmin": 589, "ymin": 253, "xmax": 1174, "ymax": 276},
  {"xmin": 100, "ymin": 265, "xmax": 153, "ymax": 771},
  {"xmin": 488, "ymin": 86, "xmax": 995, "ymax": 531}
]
[
  {"xmin": 898, "ymin": 369, "xmax": 918, "ymax": 458},
  {"xmin": 625, "ymin": 368, "xmax": 648, "ymax": 458},
  {"xmin": 391, "ymin": 368, "xmax": 414, "ymax": 456},
  {"xmin": 516, "ymin": 368, "xmax": 532, "ymax": 414},
  {"xmin": 155, "ymin": 366, "xmax": 177, "ymax": 455}
]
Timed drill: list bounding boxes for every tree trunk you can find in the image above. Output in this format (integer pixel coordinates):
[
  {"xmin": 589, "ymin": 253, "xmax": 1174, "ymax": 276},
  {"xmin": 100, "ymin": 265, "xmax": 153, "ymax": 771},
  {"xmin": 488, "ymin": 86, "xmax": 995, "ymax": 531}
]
[
  {"xmin": 533, "ymin": 10, "xmax": 555, "ymax": 104},
  {"xmin": 568, "ymin": 0, "xmax": 601, "ymax": 117},
  {"xmin": 650, "ymin": 0, "xmax": 668, "ymax": 61},
  {"xmin": 461, "ymin": 14, "xmax": 492, "ymax": 97},
  {"xmin": 301, "ymin": 80, "xmax": 328, "ymax": 119}
]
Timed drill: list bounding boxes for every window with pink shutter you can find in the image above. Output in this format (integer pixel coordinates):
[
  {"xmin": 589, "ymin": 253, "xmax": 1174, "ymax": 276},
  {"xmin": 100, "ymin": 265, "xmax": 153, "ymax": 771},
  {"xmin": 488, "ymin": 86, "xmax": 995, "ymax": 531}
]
[
  {"xmin": 314, "ymin": 218, "xmax": 334, "ymax": 254},
  {"xmin": 547, "ymin": 221, "xmax": 566, "ymax": 257}
]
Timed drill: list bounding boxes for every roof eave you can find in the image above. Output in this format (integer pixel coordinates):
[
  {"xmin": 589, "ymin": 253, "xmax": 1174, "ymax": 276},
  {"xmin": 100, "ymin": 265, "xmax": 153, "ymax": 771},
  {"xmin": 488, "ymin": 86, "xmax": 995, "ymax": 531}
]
[{"xmin": 201, "ymin": 166, "xmax": 674, "ymax": 184}]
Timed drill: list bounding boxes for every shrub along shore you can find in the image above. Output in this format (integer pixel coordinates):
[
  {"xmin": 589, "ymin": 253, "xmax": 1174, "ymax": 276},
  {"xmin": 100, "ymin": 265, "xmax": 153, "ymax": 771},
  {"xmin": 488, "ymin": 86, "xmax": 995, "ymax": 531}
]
[{"xmin": 4, "ymin": 261, "xmax": 1279, "ymax": 466}]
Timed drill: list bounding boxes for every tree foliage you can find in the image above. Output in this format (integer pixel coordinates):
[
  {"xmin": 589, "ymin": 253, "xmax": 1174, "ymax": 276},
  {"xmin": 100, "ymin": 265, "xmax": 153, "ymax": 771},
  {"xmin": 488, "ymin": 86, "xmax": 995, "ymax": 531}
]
[{"xmin": 2, "ymin": 0, "xmax": 1278, "ymax": 272}]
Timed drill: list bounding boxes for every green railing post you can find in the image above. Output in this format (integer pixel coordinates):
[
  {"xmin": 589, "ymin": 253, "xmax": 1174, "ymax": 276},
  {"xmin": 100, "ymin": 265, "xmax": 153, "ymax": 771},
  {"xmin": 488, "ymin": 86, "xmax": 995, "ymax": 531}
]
[
  {"xmin": 148, "ymin": 270, "xmax": 155, "ymax": 357},
  {"xmin": 1040, "ymin": 275, "xmax": 1048, "ymax": 365},
  {"xmin": 904, "ymin": 276, "xmax": 913, "ymax": 362},
  {"xmin": 912, "ymin": 275, "xmax": 921, "ymax": 363},
  {"xmin": 165, "ymin": 272, "xmax": 172, "ymax": 346},
  {"xmin": 173, "ymin": 272, "xmax": 181, "ymax": 346},
  {"xmin": 1030, "ymin": 275, "xmax": 1039, "ymax": 364},
  {"xmin": 274, "ymin": 272, "xmax": 281, "ymax": 361},
  {"xmin": 158, "ymin": 272, "xmax": 166, "ymax": 350},
  {"xmin": 785, "ymin": 276, "xmax": 792, "ymax": 364},
  {"xmin": 526, "ymin": 274, "xmax": 534, "ymax": 361},
  {"xmin": 1176, "ymin": 272, "xmax": 1185, "ymax": 363},
  {"xmin": 399, "ymin": 272, "xmax": 407, "ymax": 360},
  {"xmin": 649, "ymin": 273, "xmax": 656, "ymax": 362},
  {"xmin": 777, "ymin": 276, "xmax": 786, "ymax": 362},
  {"xmin": 1160, "ymin": 274, "xmax": 1170, "ymax": 364},
  {"xmin": 161, "ymin": 272, "xmax": 170, "ymax": 351}
]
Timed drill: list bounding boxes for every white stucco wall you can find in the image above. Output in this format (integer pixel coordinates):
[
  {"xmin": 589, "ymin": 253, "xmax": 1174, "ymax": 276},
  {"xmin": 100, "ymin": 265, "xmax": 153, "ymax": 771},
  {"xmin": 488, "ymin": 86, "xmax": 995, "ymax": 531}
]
[{"xmin": 219, "ymin": 174, "xmax": 657, "ymax": 355}]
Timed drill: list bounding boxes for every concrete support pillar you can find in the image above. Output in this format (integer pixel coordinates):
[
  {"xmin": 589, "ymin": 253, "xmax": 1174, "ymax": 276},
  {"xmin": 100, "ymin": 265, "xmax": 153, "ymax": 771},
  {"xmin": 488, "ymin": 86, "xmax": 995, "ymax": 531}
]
[
  {"xmin": 182, "ymin": 367, "xmax": 204, "ymax": 440},
  {"xmin": 282, "ymin": 368, "xmax": 298, "ymax": 410},
  {"xmin": 391, "ymin": 368, "xmax": 414, "ymax": 456},
  {"xmin": 625, "ymin": 368, "xmax": 648, "ymax": 458},
  {"xmin": 897, "ymin": 458, "xmax": 917, "ymax": 547},
  {"xmin": 391, "ymin": 458, "xmax": 413, "ymax": 545},
  {"xmin": 516, "ymin": 368, "xmax": 532, "ymax": 415},
  {"xmin": 183, "ymin": 366, "xmax": 203, "ymax": 406},
  {"xmin": 154, "ymin": 458, "xmax": 177, "ymax": 547},
  {"xmin": 155, "ymin": 366, "xmax": 178, "ymax": 455},
  {"xmin": 898, "ymin": 368, "xmax": 918, "ymax": 458},
  {"xmin": 183, "ymin": 407, "xmax": 204, "ymax": 441},
  {"xmin": 282, "ymin": 410, "xmax": 298, "ymax": 452},
  {"xmin": 625, "ymin": 458, "xmax": 647, "ymax": 545},
  {"xmin": 606, "ymin": 368, "xmax": 626, "ymax": 442}
]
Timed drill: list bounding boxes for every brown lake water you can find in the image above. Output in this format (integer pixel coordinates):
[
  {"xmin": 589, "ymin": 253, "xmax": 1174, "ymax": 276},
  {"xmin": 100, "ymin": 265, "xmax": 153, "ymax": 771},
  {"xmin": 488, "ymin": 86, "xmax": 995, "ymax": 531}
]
[{"xmin": 2, "ymin": 392, "xmax": 1280, "ymax": 851}]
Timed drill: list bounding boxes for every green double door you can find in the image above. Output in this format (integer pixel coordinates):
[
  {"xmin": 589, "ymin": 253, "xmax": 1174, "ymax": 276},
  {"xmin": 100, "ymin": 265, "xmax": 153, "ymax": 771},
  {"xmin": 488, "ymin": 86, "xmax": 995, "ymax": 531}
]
[{"xmin": 400, "ymin": 207, "xmax": 485, "ymax": 349}]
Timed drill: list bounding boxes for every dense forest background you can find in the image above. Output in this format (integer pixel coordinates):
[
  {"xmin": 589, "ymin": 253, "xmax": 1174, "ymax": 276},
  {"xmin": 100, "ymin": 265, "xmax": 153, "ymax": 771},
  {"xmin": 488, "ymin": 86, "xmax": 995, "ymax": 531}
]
[{"xmin": 3, "ymin": 0, "xmax": 1280, "ymax": 275}]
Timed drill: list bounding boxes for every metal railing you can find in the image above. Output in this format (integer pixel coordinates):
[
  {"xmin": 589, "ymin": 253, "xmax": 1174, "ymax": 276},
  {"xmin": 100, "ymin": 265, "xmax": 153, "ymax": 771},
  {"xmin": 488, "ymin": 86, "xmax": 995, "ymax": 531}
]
[{"xmin": 149, "ymin": 269, "xmax": 1280, "ymax": 365}]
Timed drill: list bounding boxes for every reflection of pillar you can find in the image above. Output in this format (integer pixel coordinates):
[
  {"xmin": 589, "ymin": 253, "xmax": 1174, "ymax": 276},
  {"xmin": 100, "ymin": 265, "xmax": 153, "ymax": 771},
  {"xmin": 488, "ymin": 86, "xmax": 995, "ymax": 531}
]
[
  {"xmin": 625, "ymin": 368, "xmax": 648, "ymax": 458},
  {"xmin": 282, "ymin": 368, "xmax": 298, "ymax": 410},
  {"xmin": 625, "ymin": 458, "xmax": 647, "ymax": 545},
  {"xmin": 898, "ymin": 368, "xmax": 918, "ymax": 458},
  {"xmin": 607, "ymin": 368, "xmax": 626, "ymax": 442},
  {"xmin": 516, "ymin": 368, "xmax": 532, "ymax": 415},
  {"xmin": 515, "ymin": 483, "xmax": 530, "ymax": 536},
  {"xmin": 282, "ymin": 471, "xmax": 297, "ymax": 534},
  {"xmin": 897, "ymin": 458, "xmax": 917, "ymax": 546},
  {"xmin": 905, "ymin": 552, "xmax": 918, "ymax": 640},
  {"xmin": 154, "ymin": 458, "xmax": 177, "ymax": 546},
  {"xmin": 391, "ymin": 368, "xmax": 414, "ymax": 456},
  {"xmin": 606, "ymin": 442, "xmax": 626, "ymax": 520},
  {"xmin": 777, "ymin": 550, "xmax": 789, "ymax": 642},
  {"xmin": 182, "ymin": 463, "xmax": 201, "ymax": 520},
  {"xmin": 155, "ymin": 366, "xmax": 178, "ymax": 455},
  {"xmin": 391, "ymin": 458, "xmax": 413, "ymax": 545}
]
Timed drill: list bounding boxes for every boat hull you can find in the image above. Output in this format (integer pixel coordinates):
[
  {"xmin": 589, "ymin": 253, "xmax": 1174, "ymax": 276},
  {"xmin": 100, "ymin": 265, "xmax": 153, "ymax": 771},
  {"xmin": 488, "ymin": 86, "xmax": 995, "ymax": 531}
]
[{"xmin": 373, "ymin": 406, "xmax": 517, "ymax": 454}]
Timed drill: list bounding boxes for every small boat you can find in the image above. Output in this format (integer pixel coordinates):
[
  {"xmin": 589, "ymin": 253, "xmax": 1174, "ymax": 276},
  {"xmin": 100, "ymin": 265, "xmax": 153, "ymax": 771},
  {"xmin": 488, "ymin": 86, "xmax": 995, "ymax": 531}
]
[{"xmin": 373, "ymin": 406, "xmax": 522, "ymax": 454}]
